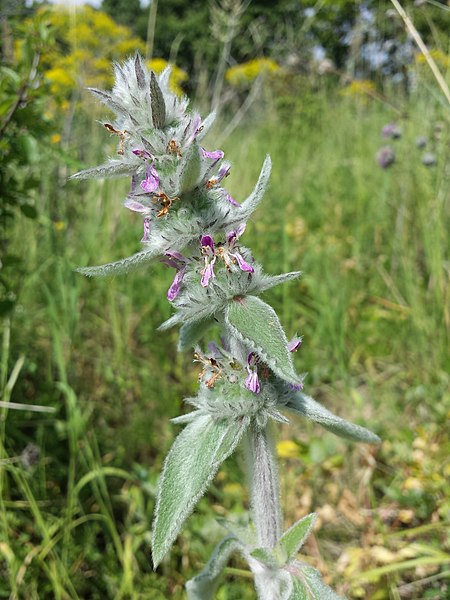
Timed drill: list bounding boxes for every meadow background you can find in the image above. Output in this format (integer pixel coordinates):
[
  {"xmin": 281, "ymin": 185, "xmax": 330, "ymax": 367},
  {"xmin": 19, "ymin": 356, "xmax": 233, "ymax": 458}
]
[{"xmin": 1, "ymin": 0, "xmax": 449, "ymax": 598}]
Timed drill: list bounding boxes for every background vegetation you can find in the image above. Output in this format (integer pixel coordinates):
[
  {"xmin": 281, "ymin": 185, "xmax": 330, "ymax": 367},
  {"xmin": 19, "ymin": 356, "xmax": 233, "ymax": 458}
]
[{"xmin": 0, "ymin": 0, "xmax": 449, "ymax": 598}]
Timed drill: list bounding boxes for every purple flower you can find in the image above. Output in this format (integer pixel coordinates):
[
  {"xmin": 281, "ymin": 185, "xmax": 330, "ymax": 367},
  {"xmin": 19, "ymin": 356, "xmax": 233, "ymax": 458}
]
[
  {"xmin": 382, "ymin": 123, "xmax": 401, "ymax": 139},
  {"xmin": 206, "ymin": 163, "xmax": 231, "ymax": 188},
  {"xmin": 245, "ymin": 370, "xmax": 260, "ymax": 394},
  {"xmin": 184, "ymin": 114, "xmax": 202, "ymax": 146},
  {"xmin": 141, "ymin": 163, "xmax": 159, "ymax": 193},
  {"xmin": 201, "ymin": 235, "xmax": 217, "ymax": 287},
  {"xmin": 245, "ymin": 353, "xmax": 260, "ymax": 394},
  {"xmin": 132, "ymin": 148, "xmax": 153, "ymax": 160},
  {"xmin": 161, "ymin": 250, "xmax": 187, "ymax": 269},
  {"xmin": 201, "ymin": 259, "xmax": 216, "ymax": 287},
  {"xmin": 201, "ymin": 235, "xmax": 215, "ymax": 252},
  {"xmin": 207, "ymin": 341, "xmax": 221, "ymax": 357},
  {"xmin": 232, "ymin": 251, "xmax": 254, "ymax": 272},
  {"xmin": 167, "ymin": 267, "xmax": 187, "ymax": 301},
  {"xmin": 376, "ymin": 146, "xmax": 395, "ymax": 169},
  {"xmin": 226, "ymin": 225, "xmax": 254, "ymax": 273},
  {"xmin": 163, "ymin": 251, "xmax": 189, "ymax": 301},
  {"xmin": 226, "ymin": 224, "xmax": 246, "ymax": 246},
  {"xmin": 124, "ymin": 199, "xmax": 147, "ymax": 213},
  {"xmin": 224, "ymin": 192, "xmax": 240, "ymax": 207},
  {"xmin": 288, "ymin": 335, "xmax": 302, "ymax": 353},
  {"xmin": 201, "ymin": 147, "xmax": 224, "ymax": 160},
  {"xmin": 290, "ymin": 382, "xmax": 304, "ymax": 391}
]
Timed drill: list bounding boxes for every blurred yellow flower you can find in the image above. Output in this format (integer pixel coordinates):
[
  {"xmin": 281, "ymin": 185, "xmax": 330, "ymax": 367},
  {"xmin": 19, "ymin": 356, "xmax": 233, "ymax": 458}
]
[
  {"xmin": 50, "ymin": 133, "xmax": 61, "ymax": 144},
  {"xmin": 416, "ymin": 49, "xmax": 450, "ymax": 69},
  {"xmin": 54, "ymin": 221, "xmax": 66, "ymax": 231},
  {"xmin": 226, "ymin": 58, "xmax": 280, "ymax": 87},
  {"xmin": 340, "ymin": 79, "xmax": 376, "ymax": 99},
  {"xmin": 276, "ymin": 439, "xmax": 299, "ymax": 459},
  {"xmin": 223, "ymin": 482, "xmax": 242, "ymax": 496}
]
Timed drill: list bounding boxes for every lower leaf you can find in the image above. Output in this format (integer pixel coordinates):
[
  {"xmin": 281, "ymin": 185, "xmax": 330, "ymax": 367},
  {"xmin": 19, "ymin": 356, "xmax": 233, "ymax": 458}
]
[
  {"xmin": 151, "ymin": 414, "xmax": 248, "ymax": 568},
  {"xmin": 186, "ymin": 535, "xmax": 244, "ymax": 600}
]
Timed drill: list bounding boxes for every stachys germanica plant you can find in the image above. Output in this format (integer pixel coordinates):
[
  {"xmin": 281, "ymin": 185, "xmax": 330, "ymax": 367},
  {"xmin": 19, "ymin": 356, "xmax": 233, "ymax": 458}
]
[{"xmin": 72, "ymin": 54, "xmax": 380, "ymax": 599}]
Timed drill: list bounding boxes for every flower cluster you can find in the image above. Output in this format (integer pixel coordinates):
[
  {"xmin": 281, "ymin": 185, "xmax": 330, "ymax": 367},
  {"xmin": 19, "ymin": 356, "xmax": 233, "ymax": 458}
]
[{"xmin": 72, "ymin": 54, "xmax": 271, "ymax": 278}]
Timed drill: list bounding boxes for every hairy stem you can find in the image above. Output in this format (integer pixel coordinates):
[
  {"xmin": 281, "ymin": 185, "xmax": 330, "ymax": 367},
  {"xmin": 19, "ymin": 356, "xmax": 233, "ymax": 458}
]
[{"xmin": 245, "ymin": 421, "xmax": 282, "ymax": 548}]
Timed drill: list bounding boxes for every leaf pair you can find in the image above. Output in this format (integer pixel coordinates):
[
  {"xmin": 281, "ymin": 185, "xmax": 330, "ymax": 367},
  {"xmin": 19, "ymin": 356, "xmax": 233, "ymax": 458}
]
[{"xmin": 186, "ymin": 513, "xmax": 343, "ymax": 599}]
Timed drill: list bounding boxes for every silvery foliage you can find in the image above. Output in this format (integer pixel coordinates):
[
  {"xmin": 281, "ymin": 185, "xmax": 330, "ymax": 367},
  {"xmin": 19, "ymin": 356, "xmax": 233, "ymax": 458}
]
[{"xmin": 74, "ymin": 54, "xmax": 380, "ymax": 599}]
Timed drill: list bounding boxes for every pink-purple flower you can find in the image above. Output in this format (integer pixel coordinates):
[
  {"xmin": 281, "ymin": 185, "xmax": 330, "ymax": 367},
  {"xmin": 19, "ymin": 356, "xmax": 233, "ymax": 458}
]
[
  {"xmin": 201, "ymin": 147, "xmax": 224, "ymax": 160},
  {"xmin": 376, "ymin": 146, "xmax": 395, "ymax": 169},
  {"xmin": 199, "ymin": 227, "xmax": 254, "ymax": 287},
  {"xmin": 200, "ymin": 235, "xmax": 217, "ymax": 287},
  {"xmin": 245, "ymin": 353, "xmax": 260, "ymax": 394},
  {"xmin": 206, "ymin": 163, "xmax": 240, "ymax": 207},
  {"xmin": 162, "ymin": 251, "xmax": 189, "ymax": 301},
  {"xmin": 141, "ymin": 163, "xmax": 159, "ymax": 193},
  {"xmin": 132, "ymin": 148, "xmax": 153, "ymax": 160},
  {"xmin": 288, "ymin": 335, "xmax": 302, "ymax": 353}
]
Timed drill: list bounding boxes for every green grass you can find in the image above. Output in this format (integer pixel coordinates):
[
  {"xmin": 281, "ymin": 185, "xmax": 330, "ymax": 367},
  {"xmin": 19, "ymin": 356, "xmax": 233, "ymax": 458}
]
[{"xmin": 1, "ymin": 84, "xmax": 449, "ymax": 598}]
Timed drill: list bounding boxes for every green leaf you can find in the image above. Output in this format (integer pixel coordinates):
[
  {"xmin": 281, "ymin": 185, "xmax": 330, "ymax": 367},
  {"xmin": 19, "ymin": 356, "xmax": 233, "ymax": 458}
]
[
  {"xmin": 88, "ymin": 87, "xmax": 128, "ymax": 116},
  {"xmin": 258, "ymin": 271, "xmax": 302, "ymax": 293},
  {"xmin": 279, "ymin": 514, "xmax": 317, "ymax": 561},
  {"xmin": 134, "ymin": 53, "xmax": 147, "ymax": 90},
  {"xmin": 151, "ymin": 414, "xmax": 248, "ymax": 568},
  {"xmin": 150, "ymin": 71, "xmax": 166, "ymax": 129},
  {"xmin": 289, "ymin": 564, "xmax": 343, "ymax": 599},
  {"xmin": 70, "ymin": 160, "xmax": 136, "ymax": 180},
  {"xmin": 225, "ymin": 295, "xmax": 303, "ymax": 386},
  {"xmin": 186, "ymin": 535, "xmax": 243, "ymax": 600},
  {"xmin": 180, "ymin": 141, "xmax": 201, "ymax": 193},
  {"xmin": 238, "ymin": 154, "xmax": 271, "ymax": 222},
  {"xmin": 250, "ymin": 547, "xmax": 278, "ymax": 568},
  {"xmin": 178, "ymin": 318, "xmax": 215, "ymax": 352},
  {"xmin": 75, "ymin": 247, "xmax": 158, "ymax": 277},
  {"xmin": 286, "ymin": 393, "xmax": 381, "ymax": 444},
  {"xmin": 20, "ymin": 204, "xmax": 38, "ymax": 219},
  {"xmin": 196, "ymin": 111, "xmax": 216, "ymax": 140}
]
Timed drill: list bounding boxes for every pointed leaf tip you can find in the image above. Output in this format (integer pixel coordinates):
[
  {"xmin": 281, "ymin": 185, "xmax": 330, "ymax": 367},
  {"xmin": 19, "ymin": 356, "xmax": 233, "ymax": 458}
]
[
  {"xmin": 279, "ymin": 513, "xmax": 317, "ymax": 560},
  {"xmin": 150, "ymin": 71, "xmax": 166, "ymax": 129},
  {"xmin": 287, "ymin": 393, "xmax": 381, "ymax": 444},
  {"xmin": 134, "ymin": 53, "xmax": 146, "ymax": 89}
]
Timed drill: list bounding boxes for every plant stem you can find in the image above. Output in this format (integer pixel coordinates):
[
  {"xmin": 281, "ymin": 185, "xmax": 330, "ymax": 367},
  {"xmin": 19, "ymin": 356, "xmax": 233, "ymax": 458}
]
[{"xmin": 245, "ymin": 421, "xmax": 282, "ymax": 548}]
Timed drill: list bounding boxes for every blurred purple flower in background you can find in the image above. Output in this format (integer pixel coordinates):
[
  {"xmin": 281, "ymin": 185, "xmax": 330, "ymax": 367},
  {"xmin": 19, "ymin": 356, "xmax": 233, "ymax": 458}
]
[{"xmin": 376, "ymin": 146, "xmax": 396, "ymax": 169}]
